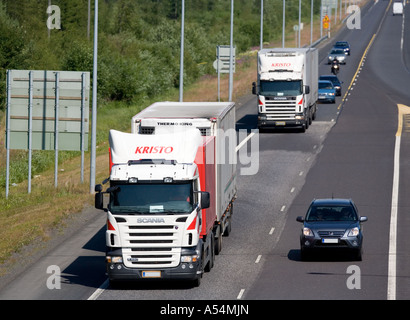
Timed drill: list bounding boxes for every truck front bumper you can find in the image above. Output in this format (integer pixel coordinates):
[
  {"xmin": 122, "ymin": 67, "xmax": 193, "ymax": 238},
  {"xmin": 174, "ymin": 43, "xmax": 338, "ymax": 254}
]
[
  {"xmin": 106, "ymin": 262, "xmax": 201, "ymax": 282},
  {"xmin": 105, "ymin": 246, "xmax": 202, "ymax": 282},
  {"xmin": 257, "ymin": 119, "xmax": 305, "ymax": 129}
]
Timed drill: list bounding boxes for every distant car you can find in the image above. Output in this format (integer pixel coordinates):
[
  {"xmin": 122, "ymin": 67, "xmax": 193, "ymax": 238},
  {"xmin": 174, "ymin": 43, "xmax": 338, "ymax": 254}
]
[
  {"xmin": 333, "ymin": 41, "xmax": 350, "ymax": 55},
  {"xmin": 327, "ymin": 48, "xmax": 346, "ymax": 64},
  {"xmin": 393, "ymin": 2, "xmax": 403, "ymax": 15},
  {"xmin": 319, "ymin": 75, "xmax": 342, "ymax": 96},
  {"xmin": 296, "ymin": 198, "xmax": 368, "ymax": 261},
  {"xmin": 318, "ymin": 80, "xmax": 336, "ymax": 103}
]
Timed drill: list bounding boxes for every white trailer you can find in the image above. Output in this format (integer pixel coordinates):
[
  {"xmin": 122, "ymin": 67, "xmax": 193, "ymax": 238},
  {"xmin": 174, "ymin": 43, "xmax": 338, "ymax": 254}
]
[
  {"xmin": 252, "ymin": 48, "xmax": 318, "ymax": 131},
  {"xmin": 95, "ymin": 102, "xmax": 237, "ymax": 286}
]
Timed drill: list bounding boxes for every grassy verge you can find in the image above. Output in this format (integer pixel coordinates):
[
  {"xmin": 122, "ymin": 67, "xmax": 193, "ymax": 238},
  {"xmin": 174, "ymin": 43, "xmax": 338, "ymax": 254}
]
[{"xmin": 0, "ymin": 9, "xmax": 356, "ymax": 275}]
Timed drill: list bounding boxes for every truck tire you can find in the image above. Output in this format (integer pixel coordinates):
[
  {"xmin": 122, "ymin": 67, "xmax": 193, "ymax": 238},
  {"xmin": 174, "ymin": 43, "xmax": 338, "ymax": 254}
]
[
  {"xmin": 215, "ymin": 225, "xmax": 222, "ymax": 255},
  {"xmin": 205, "ymin": 234, "xmax": 215, "ymax": 272},
  {"xmin": 223, "ymin": 216, "xmax": 232, "ymax": 236}
]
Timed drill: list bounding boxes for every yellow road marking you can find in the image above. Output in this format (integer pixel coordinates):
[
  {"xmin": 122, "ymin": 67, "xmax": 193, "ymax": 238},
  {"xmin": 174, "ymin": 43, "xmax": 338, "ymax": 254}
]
[
  {"xmin": 396, "ymin": 104, "xmax": 410, "ymax": 136},
  {"xmin": 337, "ymin": 34, "xmax": 377, "ymax": 110}
]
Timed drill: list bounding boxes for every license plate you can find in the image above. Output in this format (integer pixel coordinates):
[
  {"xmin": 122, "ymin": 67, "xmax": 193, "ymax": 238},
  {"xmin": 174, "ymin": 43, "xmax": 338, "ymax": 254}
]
[
  {"xmin": 319, "ymin": 95, "xmax": 326, "ymax": 99},
  {"xmin": 142, "ymin": 271, "xmax": 161, "ymax": 278},
  {"xmin": 275, "ymin": 121, "xmax": 286, "ymax": 126},
  {"xmin": 322, "ymin": 238, "xmax": 338, "ymax": 244}
]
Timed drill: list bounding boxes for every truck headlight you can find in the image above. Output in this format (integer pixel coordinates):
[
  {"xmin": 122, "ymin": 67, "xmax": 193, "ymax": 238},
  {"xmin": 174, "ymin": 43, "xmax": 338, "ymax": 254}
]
[
  {"xmin": 107, "ymin": 256, "xmax": 123, "ymax": 263},
  {"xmin": 181, "ymin": 255, "xmax": 199, "ymax": 263}
]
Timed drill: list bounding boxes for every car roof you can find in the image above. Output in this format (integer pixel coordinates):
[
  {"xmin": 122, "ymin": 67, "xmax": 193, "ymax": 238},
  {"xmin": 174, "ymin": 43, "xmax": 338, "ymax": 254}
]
[
  {"xmin": 318, "ymin": 80, "xmax": 333, "ymax": 84},
  {"xmin": 310, "ymin": 198, "xmax": 354, "ymax": 206},
  {"xmin": 320, "ymin": 75, "xmax": 337, "ymax": 79}
]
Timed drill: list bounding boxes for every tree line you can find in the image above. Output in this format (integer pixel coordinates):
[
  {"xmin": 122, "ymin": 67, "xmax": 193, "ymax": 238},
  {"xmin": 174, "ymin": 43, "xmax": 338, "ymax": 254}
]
[{"xmin": 0, "ymin": 0, "xmax": 320, "ymax": 109}]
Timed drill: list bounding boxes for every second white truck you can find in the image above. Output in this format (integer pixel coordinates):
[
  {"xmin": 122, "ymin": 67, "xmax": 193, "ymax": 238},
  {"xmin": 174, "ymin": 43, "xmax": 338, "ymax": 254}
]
[{"xmin": 252, "ymin": 48, "xmax": 318, "ymax": 131}]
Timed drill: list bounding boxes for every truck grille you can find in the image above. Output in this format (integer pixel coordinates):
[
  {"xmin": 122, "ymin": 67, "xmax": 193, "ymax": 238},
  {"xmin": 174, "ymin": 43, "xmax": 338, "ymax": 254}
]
[
  {"xmin": 119, "ymin": 223, "xmax": 181, "ymax": 268},
  {"xmin": 264, "ymin": 99, "xmax": 297, "ymax": 120}
]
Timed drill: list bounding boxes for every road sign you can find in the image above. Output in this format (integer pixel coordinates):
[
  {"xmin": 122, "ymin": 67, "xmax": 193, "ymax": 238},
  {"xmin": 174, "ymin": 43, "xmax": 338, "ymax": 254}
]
[
  {"xmin": 7, "ymin": 70, "xmax": 90, "ymax": 151},
  {"xmin": 323, "ymin": 15, "xmax": 330, "ymax": 29},
  {"xmin": 214, "ymin": 45, "xmax": 235, "ymax": 74}
]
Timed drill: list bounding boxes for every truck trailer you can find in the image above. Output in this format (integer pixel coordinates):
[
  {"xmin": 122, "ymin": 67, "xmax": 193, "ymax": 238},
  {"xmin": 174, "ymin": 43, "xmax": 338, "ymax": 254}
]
[
  {"xmin": 252, "ymin": 48, "xmax": 318, "ymax": 131},
  {"xmin": 95, "ymin": 102, "xmax": 237, "ymax": 286}
]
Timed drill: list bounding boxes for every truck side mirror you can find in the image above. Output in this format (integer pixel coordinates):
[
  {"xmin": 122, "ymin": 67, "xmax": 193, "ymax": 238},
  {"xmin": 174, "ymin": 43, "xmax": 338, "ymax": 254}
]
[
  {"xmin": 95, "ymin": 192, "xmax": 104, "ymax": 210},
  {"xmin": 200, "ymin": 192, "xmax": 210, "ymax": 209},
  {"xmin": 252, "ymin": 82, "xmax": 257, "ymax": 95},
  {"xmin": 304, "ymin": 85, "xmax": 310, "ymax": 94}
]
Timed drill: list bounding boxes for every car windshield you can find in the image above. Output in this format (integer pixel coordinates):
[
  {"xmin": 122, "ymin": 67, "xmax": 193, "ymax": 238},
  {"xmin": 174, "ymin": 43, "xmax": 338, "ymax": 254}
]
[
  {"xmin": 331, "ymin": 49, "xmax": 344, "ymax": 55},
  {"xmin": 306, "ymin": 205, "xmax": 358, "ymax": 222},
  {"xmin": 319, "ymin": 82, "xmax": 333, "ymax": 90},
  {"xmin": 260, "ymin": 80, "xmax": 302, "ymax": 96},
  {"xmin": 320, "ymin": 77, "xmax": 339, "ymax": 84},
  {"xmin": 335, "ymin": 42, "xmax": 347, "ymax": 48},
  {"xmin": 109, "ymin": 181, "xmax": 195, "ymax": 215}
]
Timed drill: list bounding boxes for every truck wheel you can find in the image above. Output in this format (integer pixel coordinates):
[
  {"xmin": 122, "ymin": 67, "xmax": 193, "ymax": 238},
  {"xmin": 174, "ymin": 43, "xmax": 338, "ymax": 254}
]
[
  {"xmin": 205, "ymin": 234, "xmax": 215, "ymax": 272},
  {"xmin": 223, "ymin": 216, "xmax": 232, "ymax": 236},
  {"xmin": 215, "ymin": 226, "xmax": 222, "ymax": 255},
  {"xmin": 193, "ymin": 250, "xmax": 204, "ymax": 287}
]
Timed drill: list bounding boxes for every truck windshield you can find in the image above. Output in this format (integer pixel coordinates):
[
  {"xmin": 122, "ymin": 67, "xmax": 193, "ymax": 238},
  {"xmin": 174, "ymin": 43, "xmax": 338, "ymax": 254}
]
[
  {"xmin": 260, "ymin": 80, "xmax": 302, "ymax": 97},
  {"xmin": 109, "ymin": 182, "xmax": 195, "ymax": 215}
]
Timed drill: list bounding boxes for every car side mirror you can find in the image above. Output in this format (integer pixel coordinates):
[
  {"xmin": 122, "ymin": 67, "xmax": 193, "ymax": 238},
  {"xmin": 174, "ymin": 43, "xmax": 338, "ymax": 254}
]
[
  {"xmin": 296, "ymin": 216, "xmax": 304, "ymax": 223},
  {"xmin": 360, "ymin": 216, "xmax": 368, "ymax": 222},
  {"xmin": 252, "ymin": 82, "xmax": 257, "ymax": 95}
]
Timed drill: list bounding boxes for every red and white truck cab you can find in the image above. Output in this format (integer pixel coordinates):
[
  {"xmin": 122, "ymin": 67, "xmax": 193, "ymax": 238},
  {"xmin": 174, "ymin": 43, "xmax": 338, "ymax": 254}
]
[{"xmin": 95, "ymin": 102, "xmax": 237, "ymax": 286}]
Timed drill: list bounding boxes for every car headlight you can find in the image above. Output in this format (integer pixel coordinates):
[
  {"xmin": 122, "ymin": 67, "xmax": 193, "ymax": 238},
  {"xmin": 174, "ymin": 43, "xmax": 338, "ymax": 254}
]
[
  {"xmin": 303, "ymin": 227, "xmax": 314, "ymax": 237},
  {"xmin": 329, "ymin": 93, "xmax": 335, "ymax": 96},
  {"xmin": 348, "ymin": 227, "xmax": 360, "ymax": 237}
]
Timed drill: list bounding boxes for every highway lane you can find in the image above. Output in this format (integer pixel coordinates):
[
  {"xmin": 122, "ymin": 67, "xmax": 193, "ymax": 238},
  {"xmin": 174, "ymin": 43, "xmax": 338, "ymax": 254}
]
[
  {"xmin": 247, "ymin": 0, "xmax": 410, "ymax": 300},
  {"xmin": 95, "ymin": 0, "xmax": 378, "ymax": 301}
]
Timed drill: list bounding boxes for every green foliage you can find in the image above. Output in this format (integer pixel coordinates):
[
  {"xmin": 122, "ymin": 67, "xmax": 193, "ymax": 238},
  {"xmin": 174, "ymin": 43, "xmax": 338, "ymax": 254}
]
[{"xmin": 0, "ymin": 0, "xmax": 321, "ymax": 111}]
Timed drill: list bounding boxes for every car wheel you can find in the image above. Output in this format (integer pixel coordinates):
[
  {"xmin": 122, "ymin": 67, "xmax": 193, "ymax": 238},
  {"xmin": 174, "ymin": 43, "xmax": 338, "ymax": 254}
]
[
  {"xmin": 300, "ymin": 247, "xmax": 309, "ymax": 261},
  {"xmin": 354, "ymin": 248, "xmax": 362, "ymax": 261}
]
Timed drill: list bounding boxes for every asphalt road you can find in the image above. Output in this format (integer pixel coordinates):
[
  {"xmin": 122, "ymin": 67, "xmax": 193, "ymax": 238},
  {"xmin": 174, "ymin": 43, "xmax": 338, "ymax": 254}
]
[{"xmin": 1, "ymin": 0, "xmax": 410, "ymax": 303}]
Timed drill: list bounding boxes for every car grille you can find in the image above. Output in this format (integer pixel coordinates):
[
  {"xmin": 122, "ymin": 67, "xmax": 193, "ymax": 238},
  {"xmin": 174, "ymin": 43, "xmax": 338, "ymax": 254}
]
[{"xmin": 318, "ymin": 230, "xmax": 345, "ymax": 238}]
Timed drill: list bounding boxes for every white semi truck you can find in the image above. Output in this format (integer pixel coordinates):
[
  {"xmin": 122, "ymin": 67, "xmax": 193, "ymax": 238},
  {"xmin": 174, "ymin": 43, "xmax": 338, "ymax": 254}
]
[
  {"xmin": 95, "ymin": 102, "xmax": 237, "ymax": 286},
  {"xmin": 252, "ymin": 48, "xmax": 318, "ymax": 131}
]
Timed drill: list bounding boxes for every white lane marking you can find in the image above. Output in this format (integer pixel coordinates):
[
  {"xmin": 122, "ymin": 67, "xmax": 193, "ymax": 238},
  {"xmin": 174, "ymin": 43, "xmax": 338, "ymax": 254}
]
[
  {"xmin": 255, "ymin": 255, "xmax": 262, "ymax": 264},
  {"xmin": 237, "ymin": 289, "xmax": 245, "ymax": 299},
  {"xmin": 269, "ymin": 227, "xmax": 275, "ymax": 235},
  {"xmin": 88, "ymin": 279, "xmax": 109, "ymax": 300},
  {"xmin": 236, "ymin": 132, "xmax": 256, "ymax": 152},
  {"xmin": 388, "ymin": 135, "xmax": 401, "ymax": 300}
]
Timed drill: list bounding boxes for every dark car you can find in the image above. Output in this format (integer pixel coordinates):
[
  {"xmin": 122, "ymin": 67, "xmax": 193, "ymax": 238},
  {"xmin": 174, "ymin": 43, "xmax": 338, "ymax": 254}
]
[
  {"xmin": 334, "ymin": 41, "xmax": 350, "ymax": 55},
  {"xmin": 296, "ymin": 199, "xmax": 368, "ymax": 261},
  {"xmin": 318, "ymin": 80, "xmax": 336, "ymax": 103},
  {"xmin": 319, "ymin": 75, "xmax": 342, "ymax": 96}
]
